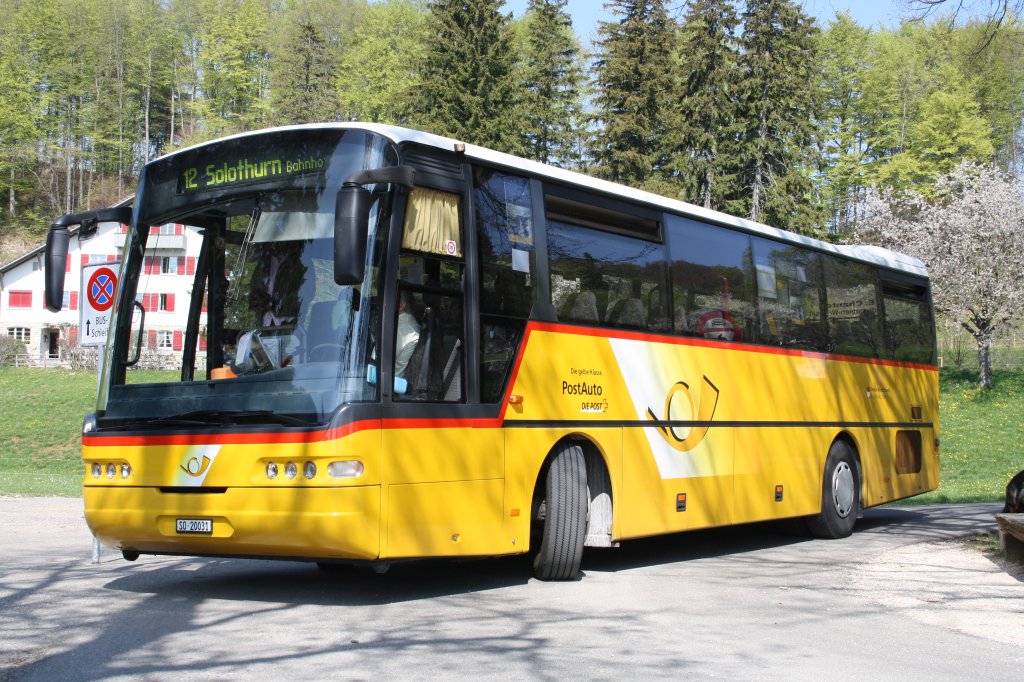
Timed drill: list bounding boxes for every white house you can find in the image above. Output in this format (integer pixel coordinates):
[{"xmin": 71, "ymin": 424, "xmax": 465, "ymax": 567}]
[{"xmin": 0, "ymin": 221, "xmax": 202, "ymax": 364}]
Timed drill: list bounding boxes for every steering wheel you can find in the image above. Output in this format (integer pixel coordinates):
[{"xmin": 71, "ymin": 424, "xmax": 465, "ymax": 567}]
[{"xmin": 308, "ymin": 343, "xmax": 344, "ymax": 362}]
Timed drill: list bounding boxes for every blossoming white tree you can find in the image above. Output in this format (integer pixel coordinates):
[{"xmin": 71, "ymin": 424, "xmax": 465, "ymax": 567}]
[{"xmin": 857, "ymin": 162, "xmax": 1024, "ymax": 389}]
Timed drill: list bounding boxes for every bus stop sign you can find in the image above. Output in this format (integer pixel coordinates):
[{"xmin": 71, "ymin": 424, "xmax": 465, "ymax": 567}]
[{"xmin": 81, "ymin": 262, "xmax": 119, "ymax": 347}]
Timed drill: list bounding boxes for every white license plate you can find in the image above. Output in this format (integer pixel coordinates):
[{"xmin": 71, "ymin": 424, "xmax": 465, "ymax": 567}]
[{"xmin": 176, "ymin": 518, "xmax": 213, "ymax": 534}]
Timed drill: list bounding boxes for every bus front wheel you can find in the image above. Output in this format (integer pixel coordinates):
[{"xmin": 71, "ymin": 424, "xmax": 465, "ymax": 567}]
[
  {"xmin": 533, "ymin": 442, "xmax": 588, "ymax": 581},
  {"xmin": 806, "ymin": 440, "xmax": 860, "ymax": 539}
]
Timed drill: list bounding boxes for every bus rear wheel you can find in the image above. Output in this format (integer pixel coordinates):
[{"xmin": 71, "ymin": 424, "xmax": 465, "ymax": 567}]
[
  {"xmin": 807, "ymin": 440, "xmax": 859, "ymax": 539},
  {"xmin": 533, "ymin": 442, "xmax": 588, "ymax": 581}
]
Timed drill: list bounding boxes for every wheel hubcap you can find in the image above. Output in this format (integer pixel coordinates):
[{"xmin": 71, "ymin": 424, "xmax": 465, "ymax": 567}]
[{"xmin": 832, "ymin": 461, "xmax": 855, "ymax": 518}]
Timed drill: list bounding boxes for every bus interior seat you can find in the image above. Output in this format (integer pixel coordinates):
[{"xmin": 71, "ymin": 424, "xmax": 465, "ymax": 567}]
[
  {"xmin": 441, "ymin": 337, "xmax": 463, "ymax": 401},
  {"xmin": 607, "ymin": 297, "xmax": 645, "ymax": 328},
  {"xmin": 565, "ymin": 291, "xmax": 599, "ymax": 323}
]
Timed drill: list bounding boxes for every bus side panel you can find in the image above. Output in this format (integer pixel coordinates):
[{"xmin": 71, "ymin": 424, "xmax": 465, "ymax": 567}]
[
  {"xmin": 732, "ymin": 427, "xmax": 823, "ymax": 524},
  {"xmin": 620, "ymin": 426, "xmax": 734, "ymax": 537},
  {"xmin": 381, "ymin": 425, "xmax": 505, "ymax": 558},
  {"xmin": 385, "ymin": 479, "xmax": 504, "ymax": 558}
]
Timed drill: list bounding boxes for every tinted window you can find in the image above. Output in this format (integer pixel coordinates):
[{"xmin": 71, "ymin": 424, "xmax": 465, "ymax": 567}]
[
  {"xmin": 883, "ymin": 282, "xmax": 935, "ymax": 364},
  {"xmin": 823, "ymin": 255, "xmax": 881, "ymax": 358},
  {"xmin": 548, "ymin": 219, "xmax": 669, "ymax": 331},
  {"xmin": 753, "ymin": 238, "xmax": 827, "ymax": 351},
  {"xmin": 474, "ymin": 169, "xmax": 534, "ymax": 402},
  {"xmin": 666, "ymin": 215, "xmax": 755, "ymax": 343}
]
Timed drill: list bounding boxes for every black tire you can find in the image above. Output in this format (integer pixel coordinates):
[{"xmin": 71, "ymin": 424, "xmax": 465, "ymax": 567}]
[
  {"xmin": 533, "ymin": 442, "xmax": 588, "ymax": 581},
  {"xmin": 806, "ymin": 440, "xmax": 860, "ymax": 539}
]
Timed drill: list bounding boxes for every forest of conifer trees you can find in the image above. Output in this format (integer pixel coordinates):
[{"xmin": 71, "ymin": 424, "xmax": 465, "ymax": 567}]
[{"xmin": 1, "ymin": 0, "xmax": 1022, "ymax": 260}]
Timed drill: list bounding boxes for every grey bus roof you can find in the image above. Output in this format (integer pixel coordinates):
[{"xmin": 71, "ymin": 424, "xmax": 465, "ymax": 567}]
[{"xmin": 159, "ymin": 122, "xmax": 929, "ymax": 279}]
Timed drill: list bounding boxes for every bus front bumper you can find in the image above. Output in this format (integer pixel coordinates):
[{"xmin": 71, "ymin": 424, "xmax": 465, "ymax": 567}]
[{"xmin": 83, "ymin": 485, "xmax": 381, "ymax": 561}]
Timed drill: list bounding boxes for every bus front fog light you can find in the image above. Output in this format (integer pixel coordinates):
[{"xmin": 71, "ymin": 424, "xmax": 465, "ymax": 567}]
[
  {"xmin": 106, "ymin": 464, "xmax": 116, "ymax": 479},
  {"xmin": 328, "ymin": 461, "xmax": 364, "ymax": 479},
  {"xmin": 91, "ymin": 463, "xmax": 102, "ymax": 479},
  {"xmin": 266, "ymin": 462, "xmax": 279, "ymax": 479},
  {"xmin": 120, "ymin": 463, "xmax": 131, "ymax": 479},
  {"xmin": 285, "ymin": 462, "xmax": 298, "ymax": 479},
  {"xmin": 303, "ymin": 461, "xmax": 317, "ymax": 479}
]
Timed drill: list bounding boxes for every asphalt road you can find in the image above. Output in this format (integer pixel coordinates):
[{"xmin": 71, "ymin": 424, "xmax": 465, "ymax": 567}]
[{"xmin": 1, "ymin": 497, "xmax": 1022, "ymax": 681}]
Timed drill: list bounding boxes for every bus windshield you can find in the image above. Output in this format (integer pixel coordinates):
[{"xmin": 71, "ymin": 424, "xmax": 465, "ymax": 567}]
[{"xmin": 99, "ymin": 128, "xmax": 398, "ymax": 425}]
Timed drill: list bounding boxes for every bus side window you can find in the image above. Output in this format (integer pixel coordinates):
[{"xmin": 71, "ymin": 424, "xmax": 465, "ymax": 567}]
[
  {"xmin": 752, "ymin": 238, "xmax": 827, "ymax": 352},
  {"xmin": 823, "ymin": 255, "xmax": 880, "ymax": 358},
  {"xmin": 882, "ymin": 286, "xmax": 935, "ymax": 364},
  {"xmin": 666, "ymin": 215, "xmax": 755, "ymax": 343},
  {"xmin": 474, "ymin": 168, "xmax": 534, "ymax": 403}
]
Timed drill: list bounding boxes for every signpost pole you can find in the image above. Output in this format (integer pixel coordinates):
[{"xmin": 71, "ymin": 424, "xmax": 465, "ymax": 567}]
[{"xmin": 81, "ymin": 261, "xmax": 119, "ymax": 564}]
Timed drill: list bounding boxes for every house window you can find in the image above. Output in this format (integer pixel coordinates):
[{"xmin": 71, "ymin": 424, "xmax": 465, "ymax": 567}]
[
  {"xmin": 8, "ymin": 291, "xmax": 32, "ymax": 308},
  {"xmin": 7, "ymin": 327, "xmax": 30, "ymax": 343},
  {"xmin": 157, "ymin": 330, "xmax": 173, "ymax": 349},
  {"xmin": 161, "ymin": 256, "xmax": 178, "ymax": 274},
  {"xmin": 159, "ymin": 293, "xmax": 174, "ymax": 312}
]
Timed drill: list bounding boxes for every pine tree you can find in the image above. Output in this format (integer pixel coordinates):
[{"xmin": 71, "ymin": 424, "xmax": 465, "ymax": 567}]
[
  {"xmin": 818, "ymin": 13, "xmax": 872, "ymax": 234},
  {"xmin": 589, "ymin": 0, "xmax": 679, "ymax": 190},
  {"xmin": 674, "ymin": 0, "xmax": 739, "ymax": 209},
  {"xmin": 518, "ymin": 0, "xmax": 584, "ymax": 167},
  {"xmin": 268, "ymin": 1, "xmax": 361, "ymax": 126},
  {"xmin": 410, "ymin": 0, "xmax": 524, "ymax": 154},
  {"xmin": 728, "ymin": 0, "xmax": 821, "ymax": 233}
]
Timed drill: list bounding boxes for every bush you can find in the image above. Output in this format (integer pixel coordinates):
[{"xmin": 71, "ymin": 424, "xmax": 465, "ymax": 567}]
[{"xmin": 0, "ymin": 336, "xmax": 26, "ymax": 367}]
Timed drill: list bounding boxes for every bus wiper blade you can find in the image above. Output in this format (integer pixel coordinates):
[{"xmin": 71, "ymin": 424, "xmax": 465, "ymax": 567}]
[{"xmin": 144, "ymin": 410, "xmax": 314, "ymax": 427}]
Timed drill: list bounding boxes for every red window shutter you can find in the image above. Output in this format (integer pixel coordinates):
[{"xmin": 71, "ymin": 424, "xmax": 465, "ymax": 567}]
[
  {"xmin": 175, "ymin": 224, "xmax": 183, "ymax": 235},
  {"xmin": 9, "ymin": 290, "xmax": 31, "ymax": 308},
  {"xmin": 186, "ymin": 257, "xmax": 196, "ymax": 276},
  {"xmin": 149, "ymin": 226, "xmax": 158, "ymax": 235},
  {"xmin": 172, "ymin": 330, "xmax": 183, "ymax": 350},
  {"xmin": 165, "ymin": 294, "xmax": 175, "ymax": 312},
  {"xmin": 201, "ymin": 293, "xmax": 208, "ymax": 313},
  {"xmin": 81, "ymin": 254, "xmax": 89, "ymax": 267},
  {"xmin": 66, "ymin": 255, "xmax": 71, "ymax": 273},
  {"xmin": 199, "ymin": 335, "xmax": 207, "ymax": 351},
  {"xmin": 177, "ymin": 258, "xmax": 185, "ymax": 275},
  {"xmin": 70, "ymin": 327, "xmax": 78, "ymax": 345},
  {"xmin": 147, "ymin": 329, "xmax": 157, "ymax": 349},
  {"xmin": 143, "ymin": 294, "xmax": 153, "ymax": 312},
  {"xmin": 107, "ymin": 254, "xmax": 115, "ymax": 261},
  {"xmin": 70, "ymin": 292, "xmax": 79, "ymax": 310}
]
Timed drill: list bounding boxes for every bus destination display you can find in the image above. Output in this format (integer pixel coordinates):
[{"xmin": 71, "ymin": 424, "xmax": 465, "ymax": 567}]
[{"xmin": 177, "ymin": 153, "xmax": 327, "ymax": 194}]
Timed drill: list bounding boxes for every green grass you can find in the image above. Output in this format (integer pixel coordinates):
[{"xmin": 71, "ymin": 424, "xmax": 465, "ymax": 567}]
[
  {"xmin": 904, "ymin": 368, "xmax": 1021, "ymax": 505},
  {"xmin": 0, "ymin": 366, "xmax": 1018, "ymax": 503}
]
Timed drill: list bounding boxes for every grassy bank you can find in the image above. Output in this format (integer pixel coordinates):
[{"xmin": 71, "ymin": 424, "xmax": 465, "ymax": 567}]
[{"xmin": 0, "ymin": 366, "xmax": 1018, "ymax": 503}]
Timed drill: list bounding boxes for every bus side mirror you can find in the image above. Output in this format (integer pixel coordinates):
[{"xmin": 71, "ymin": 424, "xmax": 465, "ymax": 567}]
[
  {"xmin": 334, "ymin": 166, "xmax": 416, "ymax": 286},
  {"xmin": 45, "ymin": 205, "xmax": 132, "ymax": 311},
  {"xmin": 334, "ymin": 184, "xmax": 371, "ymax": 286},
  {"xmin": 45, "ymin": 225, "xmax": 70, "ymax": 312}
]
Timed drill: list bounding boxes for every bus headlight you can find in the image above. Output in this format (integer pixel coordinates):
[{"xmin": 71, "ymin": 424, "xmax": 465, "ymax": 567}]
[
  {"xmin": 106, "ymin": 464, "xmax": 117, "ymax": 479},
  {"xmin": 303, "ymin": 461, "xmax": 317, "ymax": 479},
  {"xmin": 91, "ymin": 463, "xmax": 102, "ymax": 479},
  {"xmin": 120, "ymin": 463, "xmax": 132, "ymax": 479},
  {"xmin": 285, "ymin": 462, "xmax": 298, "ymax": 479},
  {"xmin": 328, "ymin": 461, "xmax": 364, "ymax": 479},
  {"xmin": 266, "ymin": 462, "xmax": 279, "ymax": 479}
]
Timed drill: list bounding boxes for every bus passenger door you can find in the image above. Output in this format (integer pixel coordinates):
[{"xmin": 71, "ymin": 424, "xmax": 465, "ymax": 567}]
[{"xmin": 381, "ymin": 182, "xmax": 505, "ymax": 559}]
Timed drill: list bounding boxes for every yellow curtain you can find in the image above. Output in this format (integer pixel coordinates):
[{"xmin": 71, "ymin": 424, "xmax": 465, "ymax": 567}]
[{"xmin": 402, "ymin": 188, "xmax": 461, "ymax": 257}]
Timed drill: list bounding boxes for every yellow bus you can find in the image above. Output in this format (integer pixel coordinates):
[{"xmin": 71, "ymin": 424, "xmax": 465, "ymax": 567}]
[{"xmin": 45, "ymin": 124, "xmax": 938, "ymax": 580}]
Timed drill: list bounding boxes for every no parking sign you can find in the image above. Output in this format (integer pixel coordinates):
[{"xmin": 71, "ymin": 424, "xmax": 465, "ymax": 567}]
[{"xmin": 80, "ymin": 261, "xmax": 120, "ymax": 347}]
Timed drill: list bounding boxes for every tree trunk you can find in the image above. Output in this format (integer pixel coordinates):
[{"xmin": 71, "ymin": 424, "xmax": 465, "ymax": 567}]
[
  {"xmin": 977, "ymin": 332, "xmax": 993, "ymax": 390},
  {"xmin": 9, "ymin": 166, "xmax": 15, "ymax": 218}
]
